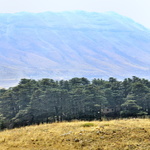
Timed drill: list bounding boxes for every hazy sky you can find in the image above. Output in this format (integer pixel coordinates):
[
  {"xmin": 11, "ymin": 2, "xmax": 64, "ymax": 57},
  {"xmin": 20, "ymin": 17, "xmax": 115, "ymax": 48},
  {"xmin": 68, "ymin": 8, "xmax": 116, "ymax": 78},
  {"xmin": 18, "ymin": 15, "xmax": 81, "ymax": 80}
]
[{"xmin": 0, "ymin": 0, "xmax": 150, "ymax": 28}]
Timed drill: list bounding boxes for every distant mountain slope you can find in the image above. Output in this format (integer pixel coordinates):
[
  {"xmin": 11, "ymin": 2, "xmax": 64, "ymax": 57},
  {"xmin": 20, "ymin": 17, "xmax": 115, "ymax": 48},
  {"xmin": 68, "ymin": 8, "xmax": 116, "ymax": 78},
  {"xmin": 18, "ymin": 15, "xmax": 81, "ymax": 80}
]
[{"xmin": 0, "ymin": 11, "xmax": 150, "ymax": 87}]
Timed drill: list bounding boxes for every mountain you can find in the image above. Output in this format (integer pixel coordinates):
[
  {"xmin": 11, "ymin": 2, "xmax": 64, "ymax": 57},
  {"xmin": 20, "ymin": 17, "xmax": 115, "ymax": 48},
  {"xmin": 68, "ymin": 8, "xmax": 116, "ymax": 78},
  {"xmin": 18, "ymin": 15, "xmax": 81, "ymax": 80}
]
[{"xmin": 0, "ymin": 11, "xmax": 150, "ymax": 87}]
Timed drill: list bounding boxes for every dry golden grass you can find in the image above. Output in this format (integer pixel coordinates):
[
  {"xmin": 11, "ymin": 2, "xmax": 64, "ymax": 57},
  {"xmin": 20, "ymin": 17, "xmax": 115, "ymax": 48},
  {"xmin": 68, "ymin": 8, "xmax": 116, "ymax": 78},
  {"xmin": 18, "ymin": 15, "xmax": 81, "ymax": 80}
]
[{"xmin": 0, "ymin": 118, "xmax": 150, "ymax": 150}]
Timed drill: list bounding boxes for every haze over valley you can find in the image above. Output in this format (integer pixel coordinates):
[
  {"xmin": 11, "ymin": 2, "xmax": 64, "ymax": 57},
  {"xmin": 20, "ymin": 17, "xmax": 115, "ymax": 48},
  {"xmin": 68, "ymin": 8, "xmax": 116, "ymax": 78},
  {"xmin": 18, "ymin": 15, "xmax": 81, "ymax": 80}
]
[{"xmin": 0, "ymin": 11, "xmax": 150, "ymax": 87}]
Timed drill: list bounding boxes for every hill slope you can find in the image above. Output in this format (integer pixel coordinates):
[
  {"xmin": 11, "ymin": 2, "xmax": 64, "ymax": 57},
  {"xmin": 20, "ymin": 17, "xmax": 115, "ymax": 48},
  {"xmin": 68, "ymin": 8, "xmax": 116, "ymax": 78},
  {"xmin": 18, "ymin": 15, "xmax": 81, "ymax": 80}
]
[
  {"xmin": 0, "ymin": 119, "xmax": 150, "ymax": 150},
  {"xmin": 0, "ymin": 11, "xmax": 150, "ymax": 87}
]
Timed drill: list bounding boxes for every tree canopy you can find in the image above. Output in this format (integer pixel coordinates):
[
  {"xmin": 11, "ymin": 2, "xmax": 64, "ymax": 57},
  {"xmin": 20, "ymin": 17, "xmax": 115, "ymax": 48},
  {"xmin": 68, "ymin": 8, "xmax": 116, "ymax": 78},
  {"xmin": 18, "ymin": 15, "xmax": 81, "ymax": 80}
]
[{"xmin": 0, "ymin": 76, "xmax": 149, "ymax": 129}]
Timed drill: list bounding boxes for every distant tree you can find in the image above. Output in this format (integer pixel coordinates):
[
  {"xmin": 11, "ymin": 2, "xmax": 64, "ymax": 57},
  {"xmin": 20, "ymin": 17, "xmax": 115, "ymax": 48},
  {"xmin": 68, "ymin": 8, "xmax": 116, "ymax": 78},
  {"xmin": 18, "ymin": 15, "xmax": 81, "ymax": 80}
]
[
  {"xmin": 121, "ymin": 100, "xmax": 141, "ymax": 117},
  {"xmin": 144, "ymin": 92, "xmax": 150, "ymax": 115},
  {"xmin": 0, "ymin": 90, "xmax": 19, "ymax": 128},
  {"xmin": 131, "ymin": 82, "xmax": 149, "ymax": 111},
  {"xmin": 121, "ymin": 94, "xmax": 147, "ymax": 117}
]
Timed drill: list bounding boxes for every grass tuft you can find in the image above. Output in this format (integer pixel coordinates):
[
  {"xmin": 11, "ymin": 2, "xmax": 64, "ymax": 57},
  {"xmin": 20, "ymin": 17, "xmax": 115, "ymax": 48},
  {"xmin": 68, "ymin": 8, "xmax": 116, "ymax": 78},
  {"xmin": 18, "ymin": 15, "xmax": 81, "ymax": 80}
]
[{"xmin": 80, "ymin": 122, "xmax": 95, "ymax": 127}]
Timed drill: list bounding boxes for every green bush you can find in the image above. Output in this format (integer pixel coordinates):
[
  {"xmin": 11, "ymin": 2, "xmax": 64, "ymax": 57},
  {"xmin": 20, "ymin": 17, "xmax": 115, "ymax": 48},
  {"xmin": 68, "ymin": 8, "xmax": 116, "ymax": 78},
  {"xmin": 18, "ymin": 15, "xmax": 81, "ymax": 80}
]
[{"xmin": 81, "ymin": 122, "xmax": 95, "ymax": 127}]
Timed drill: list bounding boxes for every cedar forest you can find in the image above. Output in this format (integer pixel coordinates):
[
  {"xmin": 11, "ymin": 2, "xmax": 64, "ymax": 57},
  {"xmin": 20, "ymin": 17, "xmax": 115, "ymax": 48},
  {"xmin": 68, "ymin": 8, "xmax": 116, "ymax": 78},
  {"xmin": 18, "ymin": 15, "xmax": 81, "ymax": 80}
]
[{"xmin": 0, "ymin": 76, "xmax": 150, "ymax": 130}]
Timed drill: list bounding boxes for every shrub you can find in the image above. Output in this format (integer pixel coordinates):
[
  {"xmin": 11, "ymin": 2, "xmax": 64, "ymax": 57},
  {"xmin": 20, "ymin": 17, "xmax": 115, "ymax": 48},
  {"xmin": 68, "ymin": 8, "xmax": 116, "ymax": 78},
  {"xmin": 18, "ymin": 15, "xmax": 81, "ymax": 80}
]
[{"xmin": 81, "ymin": 122, "xmax": 95, "ymax": 127}]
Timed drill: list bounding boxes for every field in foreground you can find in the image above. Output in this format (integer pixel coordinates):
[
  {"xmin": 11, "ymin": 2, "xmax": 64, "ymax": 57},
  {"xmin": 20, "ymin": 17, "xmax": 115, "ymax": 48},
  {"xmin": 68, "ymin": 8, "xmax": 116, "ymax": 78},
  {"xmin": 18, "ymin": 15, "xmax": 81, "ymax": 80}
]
[{"xmin": 0, "ymin": 119, "xmax": 150, "ymax": 150}]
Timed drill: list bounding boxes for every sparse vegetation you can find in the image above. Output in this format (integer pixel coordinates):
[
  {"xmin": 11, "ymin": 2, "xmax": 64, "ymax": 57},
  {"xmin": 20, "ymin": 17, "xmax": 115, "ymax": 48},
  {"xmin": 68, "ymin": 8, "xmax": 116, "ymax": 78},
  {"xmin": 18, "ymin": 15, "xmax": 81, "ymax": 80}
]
[{"xmin": 0, "ymin": 118, "xmax": 149, "ymax": 150}]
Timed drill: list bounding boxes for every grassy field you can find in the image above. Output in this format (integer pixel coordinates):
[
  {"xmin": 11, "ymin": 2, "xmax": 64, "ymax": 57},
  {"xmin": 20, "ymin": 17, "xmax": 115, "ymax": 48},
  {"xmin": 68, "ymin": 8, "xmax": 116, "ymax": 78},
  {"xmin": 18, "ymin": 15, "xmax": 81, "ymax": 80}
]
[{"xmin": 0, "ymin": 118, "xmax": 149, "ymax": 150}]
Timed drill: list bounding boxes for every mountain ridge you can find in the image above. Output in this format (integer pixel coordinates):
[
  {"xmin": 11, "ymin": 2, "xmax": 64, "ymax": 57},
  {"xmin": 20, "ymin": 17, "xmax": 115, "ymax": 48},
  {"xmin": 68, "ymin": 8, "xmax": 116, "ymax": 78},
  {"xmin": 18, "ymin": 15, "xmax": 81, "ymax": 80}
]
[{"xmin": 0, "ymin": 11, "xmax": 150, "ymax": 87}]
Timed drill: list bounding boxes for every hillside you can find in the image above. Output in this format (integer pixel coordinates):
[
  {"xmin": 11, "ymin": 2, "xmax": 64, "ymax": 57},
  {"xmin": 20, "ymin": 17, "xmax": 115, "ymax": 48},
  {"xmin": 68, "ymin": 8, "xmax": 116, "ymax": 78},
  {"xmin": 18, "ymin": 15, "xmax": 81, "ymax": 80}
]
[
  {"xmin": 0, "ymin": 11, "xmax": 150, "ymax": 87},
  {"xmin": 0, "ymin": 119, "xmax": 150, "ymax": 150}
]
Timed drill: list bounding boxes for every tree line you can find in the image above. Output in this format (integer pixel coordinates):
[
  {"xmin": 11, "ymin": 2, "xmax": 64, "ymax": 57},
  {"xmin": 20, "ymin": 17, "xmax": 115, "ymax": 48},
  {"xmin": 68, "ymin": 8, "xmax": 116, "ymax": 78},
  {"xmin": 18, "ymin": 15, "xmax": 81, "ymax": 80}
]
[{"xmin": 0, "ymin": 76, "xmax": 150, "ymax": 129}]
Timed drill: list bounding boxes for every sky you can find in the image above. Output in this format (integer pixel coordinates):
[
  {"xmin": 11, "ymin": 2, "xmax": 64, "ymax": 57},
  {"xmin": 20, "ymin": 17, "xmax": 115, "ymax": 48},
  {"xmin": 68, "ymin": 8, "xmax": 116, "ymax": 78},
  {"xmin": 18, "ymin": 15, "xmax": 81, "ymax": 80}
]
[{"xmin": 0, "ymin": 0, "xmax": 150, "ymax": 28}]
